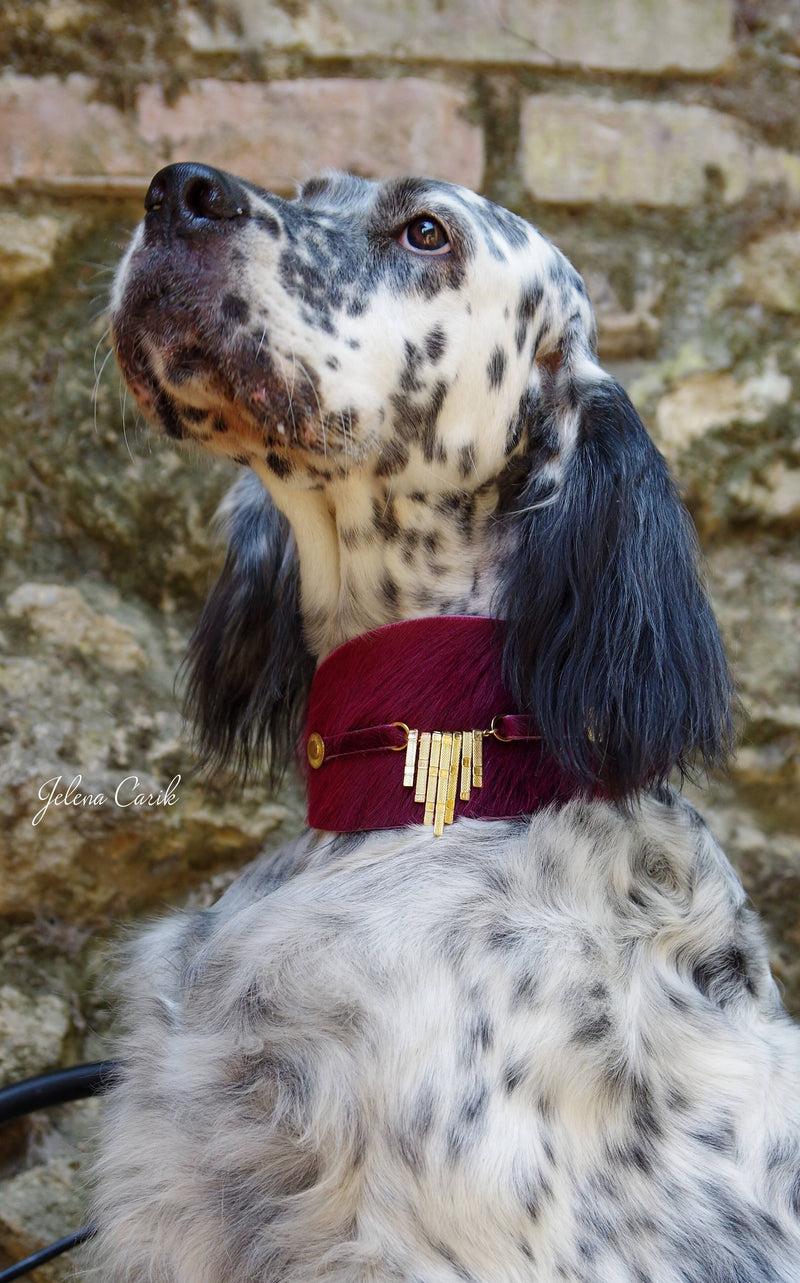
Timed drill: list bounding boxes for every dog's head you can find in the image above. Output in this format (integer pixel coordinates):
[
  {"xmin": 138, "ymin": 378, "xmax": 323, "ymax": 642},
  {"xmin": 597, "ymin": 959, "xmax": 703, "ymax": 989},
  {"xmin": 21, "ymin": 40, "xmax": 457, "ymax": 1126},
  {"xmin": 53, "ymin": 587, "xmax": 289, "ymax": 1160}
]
[
  {"xmin": 111, "ymin": 164, "xmax": 598, "ymax": 479},
  {"xmin": 112, "ymin": 164, "xmax": 734, "ymax": 799}
]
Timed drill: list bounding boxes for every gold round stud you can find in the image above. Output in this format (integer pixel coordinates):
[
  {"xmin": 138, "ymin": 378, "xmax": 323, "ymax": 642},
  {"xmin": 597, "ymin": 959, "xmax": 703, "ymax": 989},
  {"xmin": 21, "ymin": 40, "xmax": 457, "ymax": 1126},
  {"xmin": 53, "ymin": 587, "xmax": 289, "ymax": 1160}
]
[{"xmin": 307, "ymin": 732, "xmax": 325, "ymax": 769}]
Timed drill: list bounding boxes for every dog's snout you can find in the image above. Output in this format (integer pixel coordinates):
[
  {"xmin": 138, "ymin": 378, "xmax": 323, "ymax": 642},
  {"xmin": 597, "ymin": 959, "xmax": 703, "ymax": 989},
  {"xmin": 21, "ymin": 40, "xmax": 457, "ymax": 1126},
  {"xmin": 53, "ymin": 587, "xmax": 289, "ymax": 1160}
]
[{"xmin": 144, "ymin": 163, "xmax": 248, "ymax": 228}]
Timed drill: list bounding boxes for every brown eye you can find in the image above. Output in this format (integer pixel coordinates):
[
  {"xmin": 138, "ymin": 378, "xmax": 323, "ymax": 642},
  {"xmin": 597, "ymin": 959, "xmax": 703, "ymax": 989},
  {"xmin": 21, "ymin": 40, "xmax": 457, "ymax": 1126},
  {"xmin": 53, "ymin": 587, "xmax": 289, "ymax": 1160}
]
[{"xmin": 399, "ymin": 216, "xmax": 451, "ymax": 255}]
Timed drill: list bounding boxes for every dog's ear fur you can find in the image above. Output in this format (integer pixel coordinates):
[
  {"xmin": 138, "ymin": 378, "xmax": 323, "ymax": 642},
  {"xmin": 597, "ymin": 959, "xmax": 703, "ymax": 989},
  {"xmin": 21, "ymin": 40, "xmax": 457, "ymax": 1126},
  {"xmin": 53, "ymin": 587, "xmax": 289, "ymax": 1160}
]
[
  {"xmin": 498, "ymin": 368, "xmax": 735, "ymax": 800},
  {"xmin": 182, "ymin": 472, "xmax": 314, "ymax": 783}
]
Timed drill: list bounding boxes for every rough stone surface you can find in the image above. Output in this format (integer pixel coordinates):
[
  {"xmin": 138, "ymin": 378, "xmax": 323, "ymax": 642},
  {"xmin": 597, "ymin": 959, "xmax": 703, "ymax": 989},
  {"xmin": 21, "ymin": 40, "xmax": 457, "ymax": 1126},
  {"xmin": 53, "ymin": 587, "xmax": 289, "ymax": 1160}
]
[
  {"xmin": 0, "ymin": 211, "xmax": 75, "ymax": 284},
  {"xmin": 181, "ymin": 0, "xmax": 734, "ymax": 72},
  {"xmin": 520, "ymin": 96, "xmax": 800, "ymax": 206},
  {"xmin": 0, "ymin": 574, "xmax": 304, "ymax": 921},
  {"xmin": 585, "ymin": 263, "xmax": 665, "ymax": 360},
  {"xmin": 654, "ymin": 362, "xmax": 793, "ymax": 453},
  {"xmin": 0, "ymin": 1145, "xmax": 93, "ymax": 1281},
  {"xmin": 733, "ymin": 226, "xmax": 800, "ymax": 314},
  {"xmin": 7, "ymin": 582, "xmax": 147, "ymax": 674},
  {"xmin": 708, "ymin": 540, "xmax": 800, "ymax": 826},
  {"xmin": 685, "ymin": 534, "xmax": 800, "ymax": 999},
  {"xmin": 736, "ymin": 463, "xmax": 800, "ymax": 523},
  {"xmin": 0, "ymin": 986, "xmax": 71, "ymax": 1084}
]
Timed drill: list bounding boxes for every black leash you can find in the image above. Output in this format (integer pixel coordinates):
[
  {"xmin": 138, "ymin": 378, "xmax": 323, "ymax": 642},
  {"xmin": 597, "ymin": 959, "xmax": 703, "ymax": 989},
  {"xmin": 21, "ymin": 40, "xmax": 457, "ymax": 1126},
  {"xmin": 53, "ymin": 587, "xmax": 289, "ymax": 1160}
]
[
  {"xmin": 0, "ymin": 1061, "xmax": 120, "ymax": 1281},
  {"xmin": 0, "ymin": 1226, "xmax": 98, "ymax": 1283},
  {"xmin": 0, "ymin": 1061, "xmax": 120, "ymax": 1124}
]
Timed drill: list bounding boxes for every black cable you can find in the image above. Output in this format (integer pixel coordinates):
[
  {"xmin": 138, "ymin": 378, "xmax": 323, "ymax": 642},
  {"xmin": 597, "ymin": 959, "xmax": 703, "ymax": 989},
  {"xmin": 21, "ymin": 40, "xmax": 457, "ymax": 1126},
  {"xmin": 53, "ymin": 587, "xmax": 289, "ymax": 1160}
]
[
  {"xmin": 0, "ymin": 1062, "xmax": 121, "ymax": 1279},
  {"xmin": 0, "ymin": 1224, "xmax": 97, "ymax": 1282},
  {"xmin": 0, "ymin": 1060, "xmax": 121, "ymax": 1125}
]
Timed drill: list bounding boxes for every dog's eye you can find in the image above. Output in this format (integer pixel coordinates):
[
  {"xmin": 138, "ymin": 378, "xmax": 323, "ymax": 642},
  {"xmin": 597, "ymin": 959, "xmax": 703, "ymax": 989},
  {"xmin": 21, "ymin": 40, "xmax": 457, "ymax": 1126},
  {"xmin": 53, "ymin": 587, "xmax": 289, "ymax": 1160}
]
[{"xmin": 399, "ymin": 217, "xmax": 451, "ymax": 255}]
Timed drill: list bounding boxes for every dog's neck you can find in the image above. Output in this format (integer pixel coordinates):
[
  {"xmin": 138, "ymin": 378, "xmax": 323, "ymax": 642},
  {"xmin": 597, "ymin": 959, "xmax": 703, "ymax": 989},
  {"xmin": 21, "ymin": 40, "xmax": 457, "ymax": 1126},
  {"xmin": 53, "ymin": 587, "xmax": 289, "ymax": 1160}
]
[{"xmin": 251, "ymin": 460, "xmax": 510, "ymax": 660}]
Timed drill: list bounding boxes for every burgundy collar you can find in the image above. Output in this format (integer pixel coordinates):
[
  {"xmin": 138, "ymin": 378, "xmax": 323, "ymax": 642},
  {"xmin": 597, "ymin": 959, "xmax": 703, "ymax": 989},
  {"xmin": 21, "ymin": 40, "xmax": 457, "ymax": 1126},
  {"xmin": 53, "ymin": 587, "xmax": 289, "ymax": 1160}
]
[{"xmin": 303, "ymin": 616, "xmax": 587, "ymax": 833}]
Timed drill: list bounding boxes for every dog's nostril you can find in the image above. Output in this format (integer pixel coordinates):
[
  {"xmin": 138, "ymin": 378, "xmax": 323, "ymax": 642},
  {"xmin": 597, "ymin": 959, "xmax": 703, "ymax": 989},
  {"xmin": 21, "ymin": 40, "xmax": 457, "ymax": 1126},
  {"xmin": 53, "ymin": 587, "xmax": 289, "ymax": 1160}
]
[
  {"xmin": 144, "ymin": 164, "xmax": 247, "ymax": 226},
  {"xmin": 182, "ymin": 175, "xmax": 243, "ymax": 222}
]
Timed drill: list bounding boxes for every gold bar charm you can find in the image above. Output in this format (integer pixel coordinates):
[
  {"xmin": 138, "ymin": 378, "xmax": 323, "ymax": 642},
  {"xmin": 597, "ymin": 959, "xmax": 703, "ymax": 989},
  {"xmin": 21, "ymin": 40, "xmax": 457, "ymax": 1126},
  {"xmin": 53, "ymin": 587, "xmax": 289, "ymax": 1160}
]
[
  {"xmin": 460, "ymin": 730, "xmax": 473, "ymax": 801},
  {"xmin": 434, "ymin": 733, "xmax": 454, "ymax": 836},
  {"xmin": 445, "ymin": 732, "xmax": 461, "ymax": 825},
  {"xmin": 403, "ymin": 728, "xmax": 419, "ymax": 787},
  {"xmin": 473, "ymin": 729, "xmax": 484, "ymax": 789},
  {"xmin": 415, "ymin": 733, "xmax": 431, "ymax": 802},
  {"xmin": 424, "ymin": 733, "xmax": 442, "ymax": 825}
]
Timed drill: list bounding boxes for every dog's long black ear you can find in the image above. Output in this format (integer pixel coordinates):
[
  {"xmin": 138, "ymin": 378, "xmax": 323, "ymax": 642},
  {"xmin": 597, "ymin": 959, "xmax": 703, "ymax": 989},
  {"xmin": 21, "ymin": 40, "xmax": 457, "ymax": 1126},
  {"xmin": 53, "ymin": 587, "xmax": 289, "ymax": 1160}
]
[
  {"xmin": 182, "ymin": 471, "xmax": 314, "ymax": 783},
  {"xmin": 498, "ymin": 370, "xmax": 735, "ymax": 800}
]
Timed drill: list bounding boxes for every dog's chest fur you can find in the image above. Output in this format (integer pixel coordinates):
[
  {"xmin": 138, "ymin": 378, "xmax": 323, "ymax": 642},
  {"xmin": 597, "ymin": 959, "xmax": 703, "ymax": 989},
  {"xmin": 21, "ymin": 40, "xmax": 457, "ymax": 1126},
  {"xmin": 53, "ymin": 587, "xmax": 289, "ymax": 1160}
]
[{"xmin": 99, "ymin": 795, "xmax": 800, "ymax": 1282}]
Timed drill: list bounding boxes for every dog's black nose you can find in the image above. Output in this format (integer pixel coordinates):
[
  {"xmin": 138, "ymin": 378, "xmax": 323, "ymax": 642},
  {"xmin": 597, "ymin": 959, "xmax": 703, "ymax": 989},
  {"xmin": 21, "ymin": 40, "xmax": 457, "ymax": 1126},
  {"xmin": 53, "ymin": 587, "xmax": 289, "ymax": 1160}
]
[{"xmin": 144, "ymin": 163, "xmax": 248, "ymax": 226}]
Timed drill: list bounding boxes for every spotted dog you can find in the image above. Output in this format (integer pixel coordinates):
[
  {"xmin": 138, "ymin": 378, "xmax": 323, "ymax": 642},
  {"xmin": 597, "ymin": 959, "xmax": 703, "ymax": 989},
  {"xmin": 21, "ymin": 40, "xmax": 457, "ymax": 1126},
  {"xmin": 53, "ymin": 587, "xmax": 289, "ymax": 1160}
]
[{"xmin": 94, "ymin": 164, "xmax": 800, "ymax": 1282}]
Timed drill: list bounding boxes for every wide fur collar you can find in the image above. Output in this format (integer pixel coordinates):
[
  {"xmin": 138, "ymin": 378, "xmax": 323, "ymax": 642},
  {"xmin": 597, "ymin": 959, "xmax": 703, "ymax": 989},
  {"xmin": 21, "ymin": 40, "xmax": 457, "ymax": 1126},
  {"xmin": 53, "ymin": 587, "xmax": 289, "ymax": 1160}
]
[{"xmin": 303, "ymin": 616, "xmax": 590, "ymax": 833}]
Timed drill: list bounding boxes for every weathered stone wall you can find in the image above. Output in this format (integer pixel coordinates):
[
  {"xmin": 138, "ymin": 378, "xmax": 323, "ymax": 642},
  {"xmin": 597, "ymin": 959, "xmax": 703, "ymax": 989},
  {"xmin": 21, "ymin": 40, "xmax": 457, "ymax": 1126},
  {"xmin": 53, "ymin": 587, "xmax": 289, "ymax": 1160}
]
[{"xmin": 1, "ymin": 0, "xmax": 799, "ymax": 1273}]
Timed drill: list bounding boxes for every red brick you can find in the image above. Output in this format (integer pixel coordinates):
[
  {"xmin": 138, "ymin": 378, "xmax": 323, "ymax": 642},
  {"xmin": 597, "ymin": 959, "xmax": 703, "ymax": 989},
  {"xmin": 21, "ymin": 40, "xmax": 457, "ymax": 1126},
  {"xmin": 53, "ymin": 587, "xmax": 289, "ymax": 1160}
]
[
  {"xmin": 0, "ymin": 75, "xmax": 483, "ymax": 194},
  {"xmin": 137, "ymin": 79, "xmax": 484, "ymax": 191},
  {"xmin": 0, "ymin": 75, "xmax": 150, "ymax": 193}
]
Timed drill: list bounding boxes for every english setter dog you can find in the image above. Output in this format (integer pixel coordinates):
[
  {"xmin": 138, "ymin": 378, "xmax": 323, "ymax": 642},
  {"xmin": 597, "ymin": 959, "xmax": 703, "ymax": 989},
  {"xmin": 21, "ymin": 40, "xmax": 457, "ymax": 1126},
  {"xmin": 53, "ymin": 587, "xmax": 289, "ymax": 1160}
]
[{"xmin": 94, "ymin": 163, "xmax": 800, "ymax": 1282}]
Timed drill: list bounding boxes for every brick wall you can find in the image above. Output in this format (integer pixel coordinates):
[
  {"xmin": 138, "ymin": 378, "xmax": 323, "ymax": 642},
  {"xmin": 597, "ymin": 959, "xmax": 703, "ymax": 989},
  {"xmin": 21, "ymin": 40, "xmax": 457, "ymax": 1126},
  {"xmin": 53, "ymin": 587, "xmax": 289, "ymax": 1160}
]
[{"xmin": 1, "ymin": 2, "xmax": 800, "ymax": 1270}]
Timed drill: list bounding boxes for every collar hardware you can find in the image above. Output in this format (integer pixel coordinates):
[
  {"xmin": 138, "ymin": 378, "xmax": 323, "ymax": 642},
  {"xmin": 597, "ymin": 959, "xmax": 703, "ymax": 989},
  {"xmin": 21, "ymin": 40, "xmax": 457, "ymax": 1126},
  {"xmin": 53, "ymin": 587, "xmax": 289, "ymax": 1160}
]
[{"xmin": 305, "ymin": 712, "xmax": 542, "ymax": 836}]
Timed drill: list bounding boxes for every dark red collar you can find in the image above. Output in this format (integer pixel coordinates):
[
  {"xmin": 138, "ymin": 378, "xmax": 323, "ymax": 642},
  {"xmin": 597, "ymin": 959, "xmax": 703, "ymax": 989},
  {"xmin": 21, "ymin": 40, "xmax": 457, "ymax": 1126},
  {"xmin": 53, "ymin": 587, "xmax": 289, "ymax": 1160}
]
[{"xmin": 303, "ymin": 616, "xmax": 587, "ymax": 833}]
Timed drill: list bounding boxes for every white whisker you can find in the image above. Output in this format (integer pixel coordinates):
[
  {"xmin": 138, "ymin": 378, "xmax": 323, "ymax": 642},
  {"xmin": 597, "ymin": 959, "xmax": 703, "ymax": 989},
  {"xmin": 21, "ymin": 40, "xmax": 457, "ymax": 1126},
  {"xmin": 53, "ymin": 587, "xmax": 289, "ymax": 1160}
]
[
  {"xmin": 275, "ymin": 350, "xmax": 297, "ymax": 437},
  {"xmin": 296, "ymin": 357, "xmax": 326, "ymax": 455}
]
